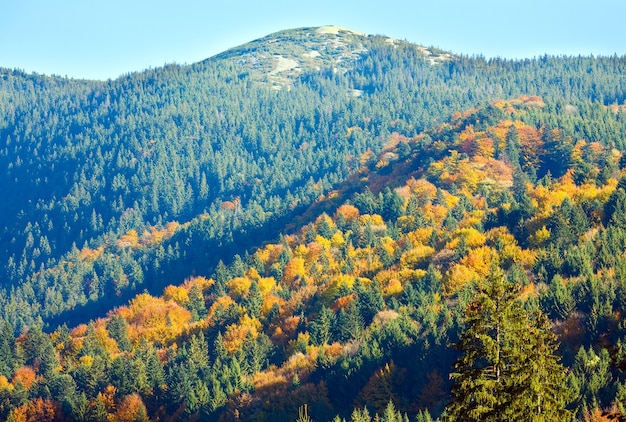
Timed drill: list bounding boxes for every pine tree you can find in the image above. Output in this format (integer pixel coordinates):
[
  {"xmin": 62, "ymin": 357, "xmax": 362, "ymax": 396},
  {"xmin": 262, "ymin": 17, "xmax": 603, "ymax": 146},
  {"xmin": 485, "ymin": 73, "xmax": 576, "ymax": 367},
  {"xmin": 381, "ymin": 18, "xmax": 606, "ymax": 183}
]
[{"xmin": 445, "ymin": 267, "xmax": 570, "ymax": 421}]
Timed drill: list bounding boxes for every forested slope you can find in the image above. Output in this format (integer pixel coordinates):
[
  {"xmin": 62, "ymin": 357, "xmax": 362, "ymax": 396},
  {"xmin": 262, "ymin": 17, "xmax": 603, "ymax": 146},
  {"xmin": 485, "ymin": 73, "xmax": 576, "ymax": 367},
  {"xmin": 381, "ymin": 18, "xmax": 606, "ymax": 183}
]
[
  {"xmin": 2, "ymin": 96, "xmax": 626, "ymax": 420},
  {"xmin": 1, "ymin": 27, "xmax": 626, "ymax": 333}
]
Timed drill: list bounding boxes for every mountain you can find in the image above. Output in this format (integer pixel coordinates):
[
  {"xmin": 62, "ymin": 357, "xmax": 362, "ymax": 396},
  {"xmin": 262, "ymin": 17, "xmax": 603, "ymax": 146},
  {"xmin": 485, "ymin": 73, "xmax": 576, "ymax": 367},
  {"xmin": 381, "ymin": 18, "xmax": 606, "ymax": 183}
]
[
  {"xmin": 211, "ymin": 26, "xmax": 451, "ymax": 89},
  {"xmin": 1, "ymin": 26, "xmax": 625, "ymax": 333},
  {"xmin": 2, "ymin": 94, "xmax": 626, "ymax": 421},
  {"xmin": 1, "ymin": 25, "xmax": 626, "ymax": 420}
]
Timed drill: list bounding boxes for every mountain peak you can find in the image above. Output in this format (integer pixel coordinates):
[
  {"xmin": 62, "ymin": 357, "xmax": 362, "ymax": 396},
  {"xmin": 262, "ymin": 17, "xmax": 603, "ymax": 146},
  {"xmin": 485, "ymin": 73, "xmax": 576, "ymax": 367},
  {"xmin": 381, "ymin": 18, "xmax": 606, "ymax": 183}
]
[
  {"xmin": 314, "ymin": 25, "xmax": 366, "ymax": 36},
  {"xmin": 210, "ymin": 25, "xmax": 449, "ymax": 89}
]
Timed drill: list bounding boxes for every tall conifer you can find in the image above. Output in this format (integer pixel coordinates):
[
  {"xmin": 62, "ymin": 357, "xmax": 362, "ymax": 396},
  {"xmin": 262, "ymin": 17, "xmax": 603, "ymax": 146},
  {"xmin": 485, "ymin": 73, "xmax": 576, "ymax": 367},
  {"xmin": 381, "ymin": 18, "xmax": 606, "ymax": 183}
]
[{"xmin": 445, "ymin": 267, "xmax": 570, "ymax": 421}]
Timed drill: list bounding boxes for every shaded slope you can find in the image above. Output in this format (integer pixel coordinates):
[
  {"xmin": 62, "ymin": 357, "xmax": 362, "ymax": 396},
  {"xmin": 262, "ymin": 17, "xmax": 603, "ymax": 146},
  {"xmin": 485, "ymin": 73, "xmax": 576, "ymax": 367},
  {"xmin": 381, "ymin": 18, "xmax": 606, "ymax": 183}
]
[
  {"xmin": 0, "ymin": 27, "xmax": 626, "ymax": 334},
  {"xmin": 4, "ymin": 96, "xmax": 626, "ymax": 421}
]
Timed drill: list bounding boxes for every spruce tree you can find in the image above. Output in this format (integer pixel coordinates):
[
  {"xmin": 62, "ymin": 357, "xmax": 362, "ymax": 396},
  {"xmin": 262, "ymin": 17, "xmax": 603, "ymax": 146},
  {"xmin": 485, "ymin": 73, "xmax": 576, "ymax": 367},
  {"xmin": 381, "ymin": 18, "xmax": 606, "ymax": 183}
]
[{"xmin": 445, "ymin": 267, "xmax": 570, "ymax": 421}]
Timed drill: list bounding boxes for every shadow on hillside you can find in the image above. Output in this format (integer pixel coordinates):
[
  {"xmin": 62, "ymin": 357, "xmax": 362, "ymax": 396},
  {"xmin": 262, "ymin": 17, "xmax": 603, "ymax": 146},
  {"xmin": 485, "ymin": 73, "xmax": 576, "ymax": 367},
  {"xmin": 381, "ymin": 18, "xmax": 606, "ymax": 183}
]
[{"xmin": 44, "ymin": 148, "xmax": 429, "ymax": 330}]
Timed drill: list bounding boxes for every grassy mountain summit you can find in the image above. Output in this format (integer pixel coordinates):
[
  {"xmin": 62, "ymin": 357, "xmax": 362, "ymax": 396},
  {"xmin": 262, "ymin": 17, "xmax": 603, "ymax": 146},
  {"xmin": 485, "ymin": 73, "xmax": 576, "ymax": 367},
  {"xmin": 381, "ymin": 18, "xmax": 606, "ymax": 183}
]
[{"xmin": 211, "ymin": 25, "xmax": 451, "ymax": 89}]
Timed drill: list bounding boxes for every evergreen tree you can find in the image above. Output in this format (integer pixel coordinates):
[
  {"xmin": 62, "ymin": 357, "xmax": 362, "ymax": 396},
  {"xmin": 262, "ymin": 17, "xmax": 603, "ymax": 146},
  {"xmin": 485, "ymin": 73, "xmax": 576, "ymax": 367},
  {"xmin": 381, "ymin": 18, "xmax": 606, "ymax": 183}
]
[
  {"xmin": 317, "ymin": 214, "xmax": 335, "ymax": 239},
  {"xmin": 0, "ymin": 320, "xmax": 17, "ymax": 378},
  {"xmin": 242, "ymin": 280, "xmax": 263, "ymax": 319},
  {"xmin": 187, "ymin": 283, "xmax": 207, "ymax": 321},
  {"xmin": 381, "ymin": 187, "xmax": 405, "ymax": 222},
  {"xmin": 568, "ymin": 346, "xmax": 613, "ymax": 416},
  {"xmin": 355, "ymin": 279, "xmax": 384, "ymax": 326},
  {"xmin": 87, "ymin": 394, "xmax": 109, "ymax": 422},
  {"xmin": 213, "ymin": 260, "xmax": 230, "ymax": 296},
  {"xmin": 22, "ymin": 325, "xmax": 59, "ymax": 377},
  {"xmin": 445, "ymin": 267, "xmax": 570, "ymax": 421},
  {"xmin": 310, "ymin": 306, "xmax": 335, "ymax": 346},
  {"xmin": 106, "ymin": 315, "xmax": 132, "ymax": 352},
  {"xmin": 604, "ymin": 186, "xmax": 626, "ymax": 228}
]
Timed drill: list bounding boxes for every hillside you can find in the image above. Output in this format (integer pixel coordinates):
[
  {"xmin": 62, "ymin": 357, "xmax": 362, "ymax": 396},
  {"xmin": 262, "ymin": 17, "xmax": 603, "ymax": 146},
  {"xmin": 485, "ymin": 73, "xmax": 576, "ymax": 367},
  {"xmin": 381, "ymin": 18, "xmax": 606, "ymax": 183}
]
[
  {"xmin": 1, "ymin": 95, "xmax": 626, "ymax": 420},
  {"xmin": 1, "ymin": 26, "xmax": 626, "ymax": 334},
  {"xmin": 1, "ymin": 26, "xmax": 626, "ymax": 420}
]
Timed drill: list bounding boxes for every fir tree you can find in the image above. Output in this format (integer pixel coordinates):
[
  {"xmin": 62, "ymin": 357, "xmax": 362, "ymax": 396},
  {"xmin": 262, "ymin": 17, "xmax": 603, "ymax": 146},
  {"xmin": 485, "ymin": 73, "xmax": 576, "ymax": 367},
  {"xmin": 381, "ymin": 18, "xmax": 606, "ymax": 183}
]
[{"xmin": 445, "ymin": 267, "xmax": 570, "ymax": 421}]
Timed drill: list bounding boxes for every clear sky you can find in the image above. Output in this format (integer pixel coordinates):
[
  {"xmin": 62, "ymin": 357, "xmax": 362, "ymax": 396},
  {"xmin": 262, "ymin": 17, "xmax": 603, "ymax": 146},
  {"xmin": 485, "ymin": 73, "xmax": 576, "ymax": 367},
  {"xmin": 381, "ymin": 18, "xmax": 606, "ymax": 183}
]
[{"xmin": 1, "ymin": 0, "xmax": 625, "ymax": 80}]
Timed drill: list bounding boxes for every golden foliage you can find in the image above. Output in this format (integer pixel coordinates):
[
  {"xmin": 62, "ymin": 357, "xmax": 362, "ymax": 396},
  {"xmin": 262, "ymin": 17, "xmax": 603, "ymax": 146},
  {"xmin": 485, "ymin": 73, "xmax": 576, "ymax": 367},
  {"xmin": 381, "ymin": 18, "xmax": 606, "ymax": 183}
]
[
  {"xmin": 227, "ymin": 277, "xmax": 252, "ymax": 299},
  {"xmin": 382, "ymin": 277, "xmax": 403, "ymax": 297},
  {"xmin": 400, "ymin": 245, "xmax": 435, "ymax": 269},
  {"xmin": 79, "ymin": 355, "xmax": 94, "ymax": 367},
  {"xmin": 330, "ymin": 231, "xmax": 346, "ymax": 247},
  {"xmin": 458, "ymin": 125, "xmax": 495, "ymax": 159},
  {"xmin": 314, "ymin": 235, "xmax": 332, "ymax": 251},
  {"xmin": 517, "ymin": 124, "xmax": 543, "ymax": 170},
  {"xmin": 141, "ymin": 221, "xmax": 180, "ymax": 246},
  {"xmin": 335, "ymin": 204, "xmax": 361, "ymax": 222},
  {"xmin": 448, "ymin": 227, "xmax": 487, "ymax": 249},
  {"xmin": 445, "ymin": 264, "xmax": 480, "ymax": 294},
  {"xmin": 112, "ymin": 394, "xmax": 148, "ymax": 422},
  {"xmin": 223, "ymin": 314, "xmax": 262, "ymax": 354},
  {"xmin": 88, "ymin": 325, "xmax": 119, "ymax": 356},
  {"xmin": 0, "ymin": 375, "xmax": 11, "ymax": 391},
  {"xmin": 78, "ymin": 246, "xmax": 104, "ymax": 262},
  {"xmin": 407, "ymin": 178, "xmax": 438, "ymax": 202},
  {"xmin": 423, "ymin": 204, "xmax": 449, "ymax": 227},
  {"xmin": 70, "ymin": 324, "xmax": 89, "ymax": 338},
  {"xmin": 117, "ymin": 229, "xmax": 140, "ymax": 249},
  {"xmin": 460, "ymin": 246, "xmax": 498, "ymax": 277},
  {"xmin": 208, "ymin": 295, "xmax": 236, "ymax": 318},
  {"xmin": 379, "ymin": 236, "xmax": 397, "ymax": 257},
  {"xmin": 286, "ymin": 332, "xmax": 311, "ymax": 356},
  {"xmin": 582, "ymin": 407, "xmax": 614, "ymax": 422},
  {"xmin": 283, "ymin": 314, "xmax": 302, "ymax": 335},
  {"xmin": 261, "ymin": 294, "xmax": 284, "ymax": 318},
  {"xmin": 283, "ymin": 350, "xmax": 318, "ymax": 375},
  {"xmin": 324, "ymin": 274, "xmax": 356, "ymax": 301},
  {"xmin": 12, "ymin": 366, "xmax": 37, "ymax": 389},
  {"xmin": 255, "ymin": 243, "xmax": 285, "ymax": 266},
  {"xmin": 398, "ymin": 268, "xmax": 427, "ymax": 282},
  {"xmin": 183, "ymin": 275, "xmax": 213, "ymax": 291},
  {"xmin": 246, "ymin": 267, "xmax": 261, "ymax": 281},
  {"xmin": 258, "ymin": 276, "xmax": 277, "ymax": 295},
  {"xmin": 330, "ymin": 294, "xmax": 356, "ymax": 312},
  {"xmin": 480, "ymin": 158, "xmax": 513, "ymax": 188},
  {"xmin": 117, "ymin": 293, "xmax": 192, "ymax": 344},
  {"xmin": 9, "ymin": 398, "xmax": 62, "ymax": 422},
  {"xmin": 529, "ymin": 225, "xmax": 551, "ymax": 247},
  {"xmin": 101, "ymin": 385, "xmax": 117, "ymax": 412},
  {"xmin": 163, "ymin": 285, "xmax": 190, "ymax": 306},
  {"xmin": 406, "ymin": 227, "xmax": 434, "ymax": 246},
  {"xmin": 252, "ymin": 365, "xmax": 288, "ymax": 392},
  {"xmin": 283, "ymin": 257, "xmax": 306, "ymax": 285},
  {"xmin": 375, "ymin": 270, "xmax": 412, "ymax": 296}
]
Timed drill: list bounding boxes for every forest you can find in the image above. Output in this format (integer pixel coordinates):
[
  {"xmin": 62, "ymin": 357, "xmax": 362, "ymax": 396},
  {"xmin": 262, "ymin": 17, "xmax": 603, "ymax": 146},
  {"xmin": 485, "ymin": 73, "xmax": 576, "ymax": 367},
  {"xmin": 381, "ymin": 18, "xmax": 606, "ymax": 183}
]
[{"xmin": 1, "ymin": 26, "xmax": 626, "ymax": 420}]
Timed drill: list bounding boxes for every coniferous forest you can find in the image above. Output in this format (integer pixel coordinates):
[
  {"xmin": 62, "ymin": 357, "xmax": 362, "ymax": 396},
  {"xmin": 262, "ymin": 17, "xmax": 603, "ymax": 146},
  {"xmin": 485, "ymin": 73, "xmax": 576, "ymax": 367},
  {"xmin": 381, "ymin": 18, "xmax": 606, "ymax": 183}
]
[{"xmin": 1, "ymin": 26, "xmax": 626, "ymax": 421}]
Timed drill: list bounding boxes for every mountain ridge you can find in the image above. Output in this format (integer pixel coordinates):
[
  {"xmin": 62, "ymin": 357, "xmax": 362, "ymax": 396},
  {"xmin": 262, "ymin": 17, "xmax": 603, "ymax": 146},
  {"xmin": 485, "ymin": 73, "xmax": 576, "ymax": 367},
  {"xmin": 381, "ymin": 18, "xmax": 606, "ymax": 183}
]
[
  {"xmin": 1, "ymin": 26, "xmax": 626, "ymax": 334},
  {"xmin": 0, "ymin": 21, "xmax": 624, "ymax": 416}
]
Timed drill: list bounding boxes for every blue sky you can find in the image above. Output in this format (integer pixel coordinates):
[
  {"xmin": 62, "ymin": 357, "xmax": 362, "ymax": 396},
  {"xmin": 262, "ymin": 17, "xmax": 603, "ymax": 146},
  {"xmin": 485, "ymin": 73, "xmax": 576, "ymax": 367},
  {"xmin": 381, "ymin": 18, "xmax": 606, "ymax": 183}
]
[{"xmin": 1, "ymin": 0, "xmax": 625, "ymax": 80}]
